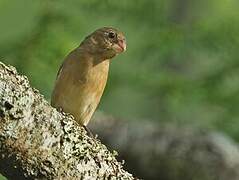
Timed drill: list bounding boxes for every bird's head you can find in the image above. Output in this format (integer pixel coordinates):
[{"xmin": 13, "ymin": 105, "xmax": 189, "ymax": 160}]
[{"xmin": 80, "ymin": 27, "xmax": 126, "ymax": 60}]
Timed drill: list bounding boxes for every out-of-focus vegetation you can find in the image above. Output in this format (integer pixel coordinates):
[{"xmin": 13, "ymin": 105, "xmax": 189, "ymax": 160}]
[
  {"xmin": 1, "ymin": 0, "xmax": 239, "ymax": 179},
  {"xmin": 1, "ymin": 0, "xmax": 239, "ymax": 140}
]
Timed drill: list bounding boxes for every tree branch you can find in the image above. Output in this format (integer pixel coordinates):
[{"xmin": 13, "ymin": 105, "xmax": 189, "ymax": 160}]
[
  {"xmin": 0, "ymin": 62, "xmax": 134, "ymax": 180},
  {"xmin": 90, "ymin": 113, "xmax": 239, "ymax": 180}
]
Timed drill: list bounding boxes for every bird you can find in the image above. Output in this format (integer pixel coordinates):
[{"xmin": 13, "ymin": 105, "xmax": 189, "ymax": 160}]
[{"xmin": 51, "ymin": 27, "xmax": 126, "ymax": 134}]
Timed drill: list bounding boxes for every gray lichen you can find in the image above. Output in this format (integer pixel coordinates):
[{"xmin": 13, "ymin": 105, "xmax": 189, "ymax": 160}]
[{"xmin": 0, "ymin": 62, "xmax": 134, "ymax": 180}]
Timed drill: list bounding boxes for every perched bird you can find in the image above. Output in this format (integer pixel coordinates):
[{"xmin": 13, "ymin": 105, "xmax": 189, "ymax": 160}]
[{"xmin": 51, "ymin": 27, "xmax": 126, "ymax": 133}]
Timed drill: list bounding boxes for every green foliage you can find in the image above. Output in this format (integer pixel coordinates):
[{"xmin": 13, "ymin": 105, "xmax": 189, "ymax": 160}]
[
  {"xmin": 1, "ymin": 0, "xmax": 239, "ymax": 140},
  {"xmin": 0, "ymin": 174, "xmax": 6, "ymax": 180}
]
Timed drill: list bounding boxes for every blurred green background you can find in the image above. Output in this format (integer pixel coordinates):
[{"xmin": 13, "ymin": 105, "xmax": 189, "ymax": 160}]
[
  {"xmin": 0, "ymin": 1, "xmax": 239, "ymax": 178},
  {"xmin": 1, "ymin": 0, "xmax": 239, "ymax": 135},
  {"xmin": 1, "ymin": 0, "xmax": 239, "ymax": 132}
]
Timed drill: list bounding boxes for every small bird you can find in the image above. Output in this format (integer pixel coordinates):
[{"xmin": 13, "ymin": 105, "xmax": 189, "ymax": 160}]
[{"xmin": 51, "ymin": 27, "xmax": 126, "ymax": 133}]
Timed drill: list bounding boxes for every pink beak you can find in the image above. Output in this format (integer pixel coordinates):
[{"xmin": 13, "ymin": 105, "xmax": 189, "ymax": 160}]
[{"xmin": 117, "ymin": 39, "xmax": 127, "ymax": 52}]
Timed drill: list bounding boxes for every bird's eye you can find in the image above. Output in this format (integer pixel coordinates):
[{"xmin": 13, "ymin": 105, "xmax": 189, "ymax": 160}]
[{"xmin": 108, "ymin": 31, "xmax": 116, "ymax": 39}]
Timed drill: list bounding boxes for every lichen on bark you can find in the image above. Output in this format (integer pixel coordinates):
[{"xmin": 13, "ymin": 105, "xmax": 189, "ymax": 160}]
[{"xmin": 0, "ymin": 62, "xmax": 134, "ymax": 180}]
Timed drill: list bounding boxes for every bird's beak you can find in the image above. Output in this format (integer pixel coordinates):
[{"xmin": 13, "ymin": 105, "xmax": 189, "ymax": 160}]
[
  {"xmin": 113, "ymin": 39, "xmax": 126, "ymax": 53},
  {"xmin": 118, "ymin": 39, "xmax": 126, "ymax": 52}
]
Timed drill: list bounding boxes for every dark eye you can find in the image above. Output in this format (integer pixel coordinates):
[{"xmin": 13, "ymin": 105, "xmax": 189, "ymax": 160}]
[{"xmin": 108, "ymin": 31, "xmax": 116, "ymax": 39}]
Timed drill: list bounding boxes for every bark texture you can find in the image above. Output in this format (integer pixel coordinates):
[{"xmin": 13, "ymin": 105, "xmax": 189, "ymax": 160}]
[
  {"xmin": 90, "ymin": 113, "xmax": 239, "ymax": 180},
  {"xmin": 0, "ymin": 62, "xmax": 134, "ymax": 180}
]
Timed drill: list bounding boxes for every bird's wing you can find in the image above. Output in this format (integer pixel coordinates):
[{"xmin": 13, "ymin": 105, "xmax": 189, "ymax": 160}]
[{"xmin": 55, "ymin": 60, "xmax": 65, "ymax": 81}]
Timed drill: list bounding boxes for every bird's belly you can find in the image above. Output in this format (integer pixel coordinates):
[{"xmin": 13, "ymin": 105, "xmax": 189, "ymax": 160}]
[
  {"xmin": 72, "ymin": 89, "xmax": 100, "ymax": 125},
  {"xmin": 61, "ymin": 79, "xmax": 104, "ymax": 125},
  {"xmin": 65, "ymin": 70, "xmax": 108, "ymax": 125}
]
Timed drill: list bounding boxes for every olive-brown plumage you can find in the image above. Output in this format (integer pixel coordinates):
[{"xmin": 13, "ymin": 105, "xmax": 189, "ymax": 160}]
[{"xmin": 51, "ymin": 27, "xmax": 126, "ymax": 126}]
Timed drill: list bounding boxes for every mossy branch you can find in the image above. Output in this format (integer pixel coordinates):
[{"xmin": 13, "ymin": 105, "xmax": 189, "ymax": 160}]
[{"xmin": 0, "ymin": 62, "xmax": 134, "ymax": 180}]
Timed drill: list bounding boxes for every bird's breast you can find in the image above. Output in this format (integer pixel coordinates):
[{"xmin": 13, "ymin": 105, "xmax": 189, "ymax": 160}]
[
  {"xmin": 75, "ymin": 59, "xmax": 109, "ymax": 93},
  {"xmin": 52, "ymin": 50, "xmax": 111, "ymax": 125},
  {"xmin": 70, "ymin": 59, "xmax": 110, "ymax": 124}
]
